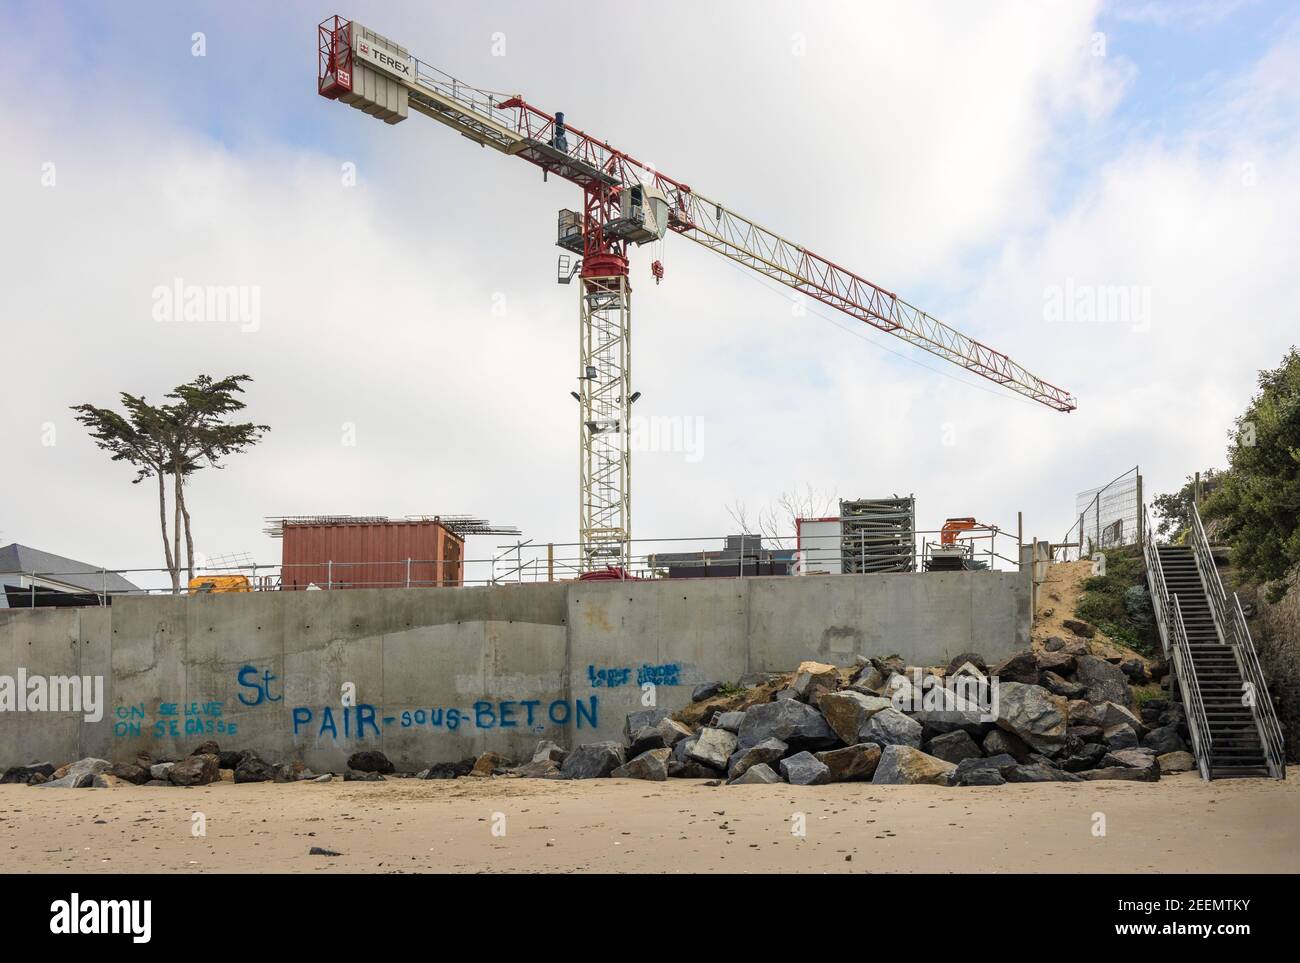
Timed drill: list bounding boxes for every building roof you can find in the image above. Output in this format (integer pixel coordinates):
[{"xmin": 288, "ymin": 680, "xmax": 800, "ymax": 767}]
[{"xmin": 0, "ymin": 543, "xmax": 141, "ymax": 594}]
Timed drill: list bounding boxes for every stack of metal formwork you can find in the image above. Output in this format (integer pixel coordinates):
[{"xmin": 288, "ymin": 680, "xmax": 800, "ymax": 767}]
[{"xmin": 840, "ymin": 496, "xmax": 916, "ymax": 573}]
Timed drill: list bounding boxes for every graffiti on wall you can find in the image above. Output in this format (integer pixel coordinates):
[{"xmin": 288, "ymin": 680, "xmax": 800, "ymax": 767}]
[
  {"xmin": 290, "ymin": 696, "xmax": 599, "ymax": 742},
  {"xmin": 112, "ymin": 700, "xmax": 236, "ymax": 740},
  {"xmin": 112, "ymin": 663, "xmax": 609, "ymax": 744},
  {"xmin": 586, "ymin": 662, "xmax": 681, "ymax": 688}
]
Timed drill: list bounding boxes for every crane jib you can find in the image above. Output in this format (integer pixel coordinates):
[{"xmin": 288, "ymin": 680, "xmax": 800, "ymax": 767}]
[{"xmin": 317, "ymin": 14, "xmax": 1076, "ymax": 415}]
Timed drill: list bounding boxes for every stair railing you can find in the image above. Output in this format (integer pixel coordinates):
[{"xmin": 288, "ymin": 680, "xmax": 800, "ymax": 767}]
[
  {"xmin": 1142, "ymin": 504, "xmax": 1172, "ymax": 657},
  {"xmin": 1187, "ymin": 503, "xmax": 1286, "ymax": 779},
  {"xmin": 1169, "ymin": 594, "xmax": 1213, "ymax": 780}
]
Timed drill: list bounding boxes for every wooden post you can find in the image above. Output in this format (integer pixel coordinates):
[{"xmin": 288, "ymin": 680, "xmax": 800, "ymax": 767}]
[{"xmin": 547, "ymin": 543, "xmax": 554, "ymax": 583}]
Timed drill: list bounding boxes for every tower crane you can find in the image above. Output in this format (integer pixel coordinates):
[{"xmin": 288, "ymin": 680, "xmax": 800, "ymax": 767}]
[{"xmin": 316, "ymin": 16, "xmax": 1076, "ymax": 573}]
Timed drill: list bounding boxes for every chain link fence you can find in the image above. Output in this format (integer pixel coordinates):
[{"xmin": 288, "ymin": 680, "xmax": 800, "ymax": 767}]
[{"xmin": 1064, "ymin": 466, "xmax": 1142, "ymax": 558}]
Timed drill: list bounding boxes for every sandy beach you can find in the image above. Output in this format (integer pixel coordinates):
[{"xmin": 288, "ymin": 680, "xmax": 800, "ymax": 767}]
[{"xmin": 3, "ymin": 773, "xmax": 1297, "ymax": 874}]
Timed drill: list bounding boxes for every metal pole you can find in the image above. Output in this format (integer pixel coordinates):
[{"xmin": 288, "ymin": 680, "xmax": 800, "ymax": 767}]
[
  {"xmin": 327, "ymin": 559, "xmax": 333, "ymax": 591},
  {"xmin": 1135, "ymin": 472, "xmax": 1143, "ymax": 544},
  {"xmin": 1017, "ymin": 511, "xmax": 1023, "ymax": 570},
  {"xmin": 406, "ymin": 557, "xmax": 411, "ymax": 589}
]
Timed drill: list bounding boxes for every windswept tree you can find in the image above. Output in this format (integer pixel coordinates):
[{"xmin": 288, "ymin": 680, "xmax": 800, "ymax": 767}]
[
  {"xmin": 1204, "ymin": 347, "xmax": 1300, "ymax": 602},
  {"xmin": 72, "ymin": 375, "xmax": 269, "ymax": 593}
]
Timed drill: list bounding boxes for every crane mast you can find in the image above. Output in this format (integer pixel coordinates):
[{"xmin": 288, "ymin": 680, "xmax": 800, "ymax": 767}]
[{"xmin": 317, "ymin": 16, "xmax": 1076, "ymax": 571}]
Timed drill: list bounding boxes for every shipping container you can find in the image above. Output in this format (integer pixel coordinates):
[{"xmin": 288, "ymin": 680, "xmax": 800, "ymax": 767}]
[{"xmin": 279, "ymin": 519, "xmax": 463, "ymax": 590}]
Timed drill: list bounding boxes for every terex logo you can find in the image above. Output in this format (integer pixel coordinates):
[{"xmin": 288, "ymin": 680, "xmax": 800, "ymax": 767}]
[{"xmin": 372, "ymin": 49, "xmax": 411, "ymax": 76}]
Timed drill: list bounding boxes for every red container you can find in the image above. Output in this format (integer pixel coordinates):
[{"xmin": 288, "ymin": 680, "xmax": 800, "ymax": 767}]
[{"xmin": 280, "ymin": 520, "xmax": 462, "ymax": 590}]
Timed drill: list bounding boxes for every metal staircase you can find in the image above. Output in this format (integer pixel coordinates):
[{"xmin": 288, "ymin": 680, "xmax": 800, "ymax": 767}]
[{"xmin": 1142, "ymin": 503, "xmax": 1285, "ymax": 780}]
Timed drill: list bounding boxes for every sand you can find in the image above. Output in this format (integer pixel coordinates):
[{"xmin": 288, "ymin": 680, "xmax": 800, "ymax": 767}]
[{"xmin": 3, "ymin": 773, "xmax": 1297, "ymax": 874}]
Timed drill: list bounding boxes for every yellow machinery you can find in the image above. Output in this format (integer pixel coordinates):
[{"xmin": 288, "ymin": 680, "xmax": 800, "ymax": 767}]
[{"xmin": 187, "ymin": 574, "xmax": 251, "ymax": 594}]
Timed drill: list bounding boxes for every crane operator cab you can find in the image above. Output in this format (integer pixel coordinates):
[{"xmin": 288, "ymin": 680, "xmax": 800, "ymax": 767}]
[{"xmin": 611, "ymin": 183, "xmax": 670, "ymax": 245}]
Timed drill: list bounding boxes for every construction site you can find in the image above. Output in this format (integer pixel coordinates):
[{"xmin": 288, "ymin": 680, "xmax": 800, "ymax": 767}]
[{"xmin": 2, "ymin": 4, "xmax": 1298, "ymax": 906}]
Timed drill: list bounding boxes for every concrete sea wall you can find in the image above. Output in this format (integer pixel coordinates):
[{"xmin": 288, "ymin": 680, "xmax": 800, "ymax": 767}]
[{"xmin": 0, "ymin": 571, "xmax": 1030, "ymax": 770}]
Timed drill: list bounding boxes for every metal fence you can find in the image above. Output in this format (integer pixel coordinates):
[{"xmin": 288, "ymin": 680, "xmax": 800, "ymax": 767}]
[
  {"xmin": 1063, "ymin": 466, "xmax": 1143, "ymax": 559},
  {"xmin": 1, "ymin": 525, "xmax": 1029, "ymax": 605}
]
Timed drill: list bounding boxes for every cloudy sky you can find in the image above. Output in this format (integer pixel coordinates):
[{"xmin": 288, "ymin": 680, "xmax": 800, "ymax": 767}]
[{"xmin": 3, "ymin": 0, "xmax": 1297, "ymax": 588}]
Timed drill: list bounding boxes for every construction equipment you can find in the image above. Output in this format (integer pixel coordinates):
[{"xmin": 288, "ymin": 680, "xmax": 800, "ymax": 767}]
[
  {"xmin": 316, "ymin": 16, "xmax": 1076, "ymax": 572},
  {"xmin": 188, "ymin": 574, "xmax": 251, "ymax": 594}
]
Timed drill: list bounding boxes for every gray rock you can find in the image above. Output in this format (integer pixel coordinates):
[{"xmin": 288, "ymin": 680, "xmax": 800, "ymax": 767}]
[
  {"xmin": 862, "ymin": 707, "xmax": 923, "ymax": 749},
  {"xmin": 815, "ymin": 743, "xmax": 882, "ymax": 782},
  {"xmin": 109, "ymin": 762, "xmax": 150, "ymax": 785},
  {"xmin": 1120, "ymin": 658, "xmax": 1149, "ymax": 685},
  {"xmin": 818, "ymin": 690, "xmax": 892, "ymax": 745},
  {"xmin": 233, "ymin": 751, "xmax": 275, "ymax": 783},
  {"xmin": 1099, "ymin": 701, "xmax": 1148, "ymax": 737},
  {"xmin": 1059, "ymin": 742, "xmax": 1108, "ymax": 772},
  {"xmin": 727, "ymin": 737, "xmax": 788, "ymax": 779},
  {"xmin": 1005, "ymin": 763, "xmax": 1082, "ymax": 783},
  {"xmin": 1075, "ymin": 655, "xmax": 1134, "ymax": 707},
  {"xmin": 1141, "ymin": 725, "xmax": 1186, "ymax": 755},
  {"xmin": 611, "ymin": 748, "xmax": 671, "ymax": 781},
  {"xmin": 692, "ymin": 681, "xmax": 724, "ymax": 702},
  {"xmin": 61, "ymin": 758, "xmax": 111, "ymax": 781},
  {"xmin": 925, "ymin": 730, "xmax": 983, "ymax": 764},
  {"xmin": 560, "ymin": 741, "xmax": 626, "ymax": 779},
  {"xmin": 983, "ymin": 728, "xmax": 1033, "ymax": 762},
  {"xmin": 346, "ymin": 750, "xmax": 394, "ymax": 774},
  {"xmin": 686, "ymin": 727, "xmax": 738, "ymax": 770},
  {"xmin": 1068, "ymin": 725, "xmax": 1105, "ymax": 744},
  {"xmin": 532, "ymin": 740, "xmax": 568, "ymax": 764},
  {"xmin": 150, "ymin": 762, "xmax": 176, "ymax": 781},
  {"xmin": 946, "ymin": 652, "xmax": 988, "ymax": 676},
  {"xmin": 169, "ymin": 754, "xmax": 220, "ymax": 787},
  {"xmin": 1067, "ymin": 700, "xmax": 1104, "ymax": 728},
  {"xmin": 656, "ymin": 717, "xmax": 694, "ymax": 748},
  {"xmin": 715, "ymin": 711, "xmax": 746, "ymax": 733},
  {"xmin": 736, "ymin": 699, "xmax": 836, "ymax": 750},
  {"xmin": 344, "ymin": 769, "xmax": 384, "ymax": 781},
  {"xmin": 959, "ymin": 768, "xmax": 1006, "ymax": 786},
  {"xmin": 1041, "ymin": 670, "xmax": 1086, "ymax": 699},
  {"xmin": 1082, "ymin": 765, "xmax": 1158, "ymax": 782},
  {"xmin": 1105, "ymin": 748, "xmax": 1159, "ymax": 776},
  {"xmin": 779, "ymin": 750, "xmax": 831, "ymax": 786},
  {"xmin": 668, "ymin": 759, "xmax": 725, "ymax": 779},
  {"xmin": 623, "ymin": 707, "xmax": 672, "ymax": 742},
  {"xmin": 33, "ymin": 773, "xmax": 95, "ymax": 789},
  {"xmin": 1103, "ymin": 723, "xmax": 1139, "ymax": 750},
  {"xmin": 871, "ymin": 745, "xmax": 957, "ymax": 785},
  {"xmin": 1035, "ymin": 650, "xmax": 1078, "ymax": 677},
  {"xmin": 953, "ymin": 753, "xmax": 1018, "ymax": 784},
  {"xmin": 313, "ymin": 774, "xmax": 334, "ymax": 783},
  {"xmin": 990, "ymin": 650, "xmax": 1040, "ymax": 684},
  {"xmin": 1, "ymin": 762, "xmax": 56, "ymax": 785},
  {"xmin": 791, "ymin": 661, "xmax": 839, "ymax": 698},
  {"xmin": 513, "ymin": 758, "xmax": 563, "ymax": 779},
  {"xmin": 730, "ymin": 762, "xmax": 782, "ymax": 785},
  {"xmin": 994, "ymin": 682, "xmax": 1068, "ymax": 752},
  {"xmin": 1157, "ymin": 750, "xmax": 1196, "ymax": 773},
  {"xmin": 1063, "ymin": 618, "xmax": 1096, "ymax": 638},
  {"xmin": 628, "ymin": 725, "xmax": 667, "ymax": 756}
]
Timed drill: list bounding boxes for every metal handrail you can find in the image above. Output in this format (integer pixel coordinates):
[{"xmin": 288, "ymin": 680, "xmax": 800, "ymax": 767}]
[
  {"xmin": 1229, "ymin": 594, "xmax": 1287, "ymax": 777},
  {"xmin": 1187, "ymin": 503, "xmax": 1286, "ymax": 779},
  {"xmin": 1142, "ymin": 504, "xmax": 1172, "ymax": 657},
  {"xmin": 1169, "ymin": 595, "xmax": 1213, "ymax": 779}
]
